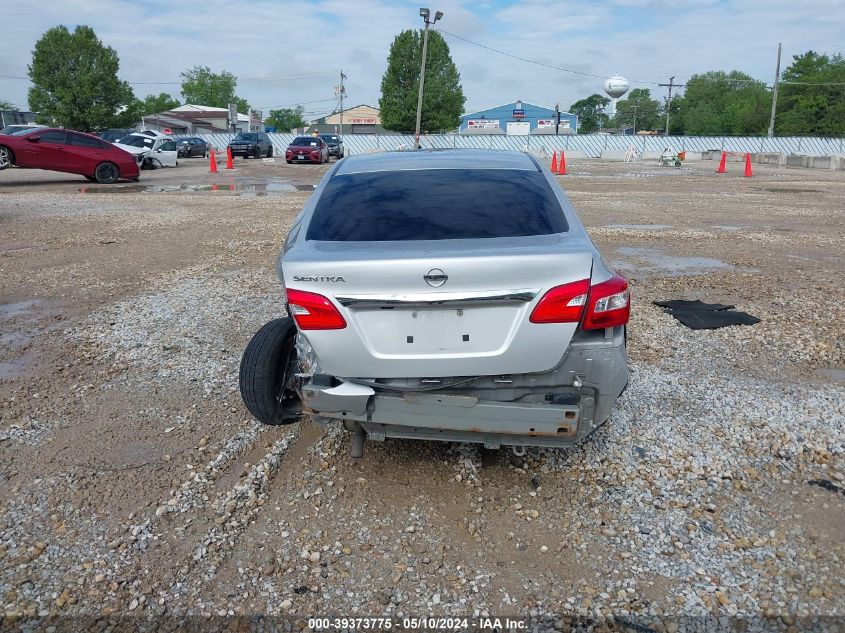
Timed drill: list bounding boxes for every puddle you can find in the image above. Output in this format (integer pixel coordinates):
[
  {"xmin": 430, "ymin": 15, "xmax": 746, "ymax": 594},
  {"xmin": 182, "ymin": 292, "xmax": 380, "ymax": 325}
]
[
  {"xmin": 711, "ymin": 225, "xmax": 742, "ymax": 231},
  {"xmin": 0, "ymin": 299, "xmax": 63, "ymax": 379},
  {"xmin": 754, "ymin": 187, "xmax": 821, "ymax": 194},
  {"xmin": 0, "ymin": 243, "xmax": 37, "ymax": 253},
  {"xmin": 0, "ymin": 299, "xmax": 43, "ymax": 319},
  {"xmin": 79, "ymin": 182, "xmax": 316, "ymax": 196},
  {"xmin": 603, "ymin": 224, "xmax": 673, "ymax": 230},
  {"xmin": 0, "ymin": 354, "xmax": 36, "ymax": 380},
  {"xmin": 612, "ymin": 247, "xmax": 738, "ymax": 277},
  {"xmin": 815, "ymin": 368, "xmax": 845, "ymax": 382}
]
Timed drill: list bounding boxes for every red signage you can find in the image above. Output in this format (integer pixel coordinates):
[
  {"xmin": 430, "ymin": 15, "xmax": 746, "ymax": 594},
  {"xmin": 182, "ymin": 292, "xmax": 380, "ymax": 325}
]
[{"xmin": 162, "ymin": 128, "xmax": 173, "ymax": 135}]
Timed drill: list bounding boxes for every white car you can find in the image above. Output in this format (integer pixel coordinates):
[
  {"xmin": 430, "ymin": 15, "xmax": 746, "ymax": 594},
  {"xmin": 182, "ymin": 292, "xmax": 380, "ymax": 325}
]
[{"xmin": 114, "ymin": 131, "xmax": 178, "ymax": 168}]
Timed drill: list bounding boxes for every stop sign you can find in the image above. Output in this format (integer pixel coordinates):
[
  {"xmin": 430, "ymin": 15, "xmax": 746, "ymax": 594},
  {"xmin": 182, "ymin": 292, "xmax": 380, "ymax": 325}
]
[{"xmin": 163, "ymin": 128, "xmax": 173, "ymax": 135}]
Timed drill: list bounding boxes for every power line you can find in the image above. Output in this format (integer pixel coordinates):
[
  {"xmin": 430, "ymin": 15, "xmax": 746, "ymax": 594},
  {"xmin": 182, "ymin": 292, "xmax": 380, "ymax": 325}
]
[
  {"xmin": 0, "ymin": 72, "xmax": 334, "ymax": 86},
  {"xmin": 258, "ymin": 98, "xmax": 337, "ymax": 110},
  {"xmin": 435, "ymin": 31, "xmax": 845, "ymax": 89},
  {"xmin": 436, "ymin": 28, "xmax": 662, "ymax": 86}
]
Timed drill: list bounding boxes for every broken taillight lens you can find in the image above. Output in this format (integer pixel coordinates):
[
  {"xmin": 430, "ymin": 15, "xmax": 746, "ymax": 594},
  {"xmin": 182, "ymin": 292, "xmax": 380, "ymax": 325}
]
[
  {"xmin": 582, "ymin": 275, "xmax": 630, "ymax": 330},
  {"xmin": 529, "ymin": 279, "xmax": 590, "ymax": 323},
  {"xmin": 285, "ymin": 289, "xmax": 347, "ymax": 330}
]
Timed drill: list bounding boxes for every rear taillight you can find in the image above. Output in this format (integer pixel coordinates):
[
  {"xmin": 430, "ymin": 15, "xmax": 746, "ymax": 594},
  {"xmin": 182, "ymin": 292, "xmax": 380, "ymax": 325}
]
[
  {"xmin": 530, "ymin": 279, "xmax": 590, "ymax": 323},
  {"xmin": 285, "ymin": 289, "xmax": 346, "ymax": 330},
  {"xmin": 582, "ymin": 275, "xmax": 630, "ymax": 330}
]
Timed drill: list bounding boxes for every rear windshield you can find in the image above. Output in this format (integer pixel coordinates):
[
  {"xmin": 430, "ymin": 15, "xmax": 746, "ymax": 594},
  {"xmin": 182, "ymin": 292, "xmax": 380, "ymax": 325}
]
[
  {"xmin": 234, "ymin": 133, "xmax": 257, "ymax": 141},
  {"xmin": 306, "ymin": 168, "xmax": 568, "ymax": 241},
  {"xmin": 320, "ymin": 135, "xmax": 339, "ymax": 142}
]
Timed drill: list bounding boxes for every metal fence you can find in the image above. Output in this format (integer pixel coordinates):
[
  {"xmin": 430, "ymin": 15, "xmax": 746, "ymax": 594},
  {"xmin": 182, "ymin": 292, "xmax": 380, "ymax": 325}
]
[{"xmin": 187, "ymin": 133, "xmax": 845, "ymax": 159}]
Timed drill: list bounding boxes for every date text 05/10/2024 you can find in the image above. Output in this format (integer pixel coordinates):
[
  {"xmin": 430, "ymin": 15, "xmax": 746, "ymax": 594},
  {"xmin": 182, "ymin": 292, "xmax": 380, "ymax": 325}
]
[{"xmin": 307, "ymin": 617, "xmax": 527, "ymax": 630}]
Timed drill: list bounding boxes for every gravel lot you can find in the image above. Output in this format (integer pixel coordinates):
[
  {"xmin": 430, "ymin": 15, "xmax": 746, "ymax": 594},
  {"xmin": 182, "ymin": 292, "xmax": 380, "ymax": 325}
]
[{"xmin": 1, "ymin": 157, "xmax": 843, "ymax": 631}]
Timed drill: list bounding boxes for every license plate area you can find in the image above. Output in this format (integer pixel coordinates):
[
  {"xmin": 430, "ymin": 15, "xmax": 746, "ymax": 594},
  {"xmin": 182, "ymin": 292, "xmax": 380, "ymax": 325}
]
[{"xmin": 351, "ymin": 306, "xmax": 521, "ymax": 356}]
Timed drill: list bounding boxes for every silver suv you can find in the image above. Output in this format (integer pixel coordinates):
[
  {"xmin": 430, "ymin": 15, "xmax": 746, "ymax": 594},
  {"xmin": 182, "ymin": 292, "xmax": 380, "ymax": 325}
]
[{"xmin": 240, "ymin": 150, "xmax": 630, "ymax": 456}]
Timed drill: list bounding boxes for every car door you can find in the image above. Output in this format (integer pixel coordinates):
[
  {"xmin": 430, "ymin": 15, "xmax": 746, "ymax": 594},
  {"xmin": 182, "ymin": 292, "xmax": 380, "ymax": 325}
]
[
  {"xmin": 152, "ymin": 138, "xmax": 178, "ymax": 167},
  {"xmin": 65, "ymin": 132, "xmax": 108, "ymax": 175},
  {"xmin": 18, "ymin": 130, "xmax": 67, "ymax": 170}
]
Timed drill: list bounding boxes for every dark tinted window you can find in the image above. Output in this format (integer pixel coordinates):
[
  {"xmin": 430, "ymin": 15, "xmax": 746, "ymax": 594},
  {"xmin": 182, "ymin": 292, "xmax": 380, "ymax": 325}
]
[
  {"xmin": 320, "ymin": 135, "xmax": 340, "ymax": 142},
  {"xmin": 67, "ymin": 133, "xmax": 105, "ymax": 148},
  {"xmin": 120, "ymin": 135, "xmax": 155, "ymax": 148},
  {"xmin": 291, "ymin": 137, "xmax": 319, "ymax": 146},
  {"xmin": 159, "ymin": 140, "xmax": 177, "ymax": 151},
  {"xmin": 39, "ymin": 131, "xmax": 66, "ymax": 144},
  {"xmin": 234, "ymin": 133, "xmax": 257, "ymax": 141},
  {"xmin": 307, "ymin": 168, "xmax": 568, "ymax": 242}
]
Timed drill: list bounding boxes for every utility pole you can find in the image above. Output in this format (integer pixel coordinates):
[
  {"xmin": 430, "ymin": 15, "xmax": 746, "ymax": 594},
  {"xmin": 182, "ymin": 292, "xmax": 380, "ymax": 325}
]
[
  {"xmin": 337, "ymin": 70, "xmax": 347, "ymax": 136},
  {"xmin": 415, "ymin": 8, "xmax": 443, "ymax": 149},
  {"xmin": 767, "ymin": 43, "xmax": 782, "ymax": 139},
  {"xmin": 659, "ymin": 76, "xmax": 685, "ymax": 136},
  {"xmin": 555, "ymin": 102, "xmax": 560, "ymax": 136},
  {"xmin": 630, "ymin": 102, "xmax": 640, "ymax": 134}
]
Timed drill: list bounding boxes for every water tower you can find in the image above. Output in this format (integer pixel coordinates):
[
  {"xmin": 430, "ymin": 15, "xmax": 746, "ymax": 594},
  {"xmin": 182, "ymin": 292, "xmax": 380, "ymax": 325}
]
[{"xmin": 603, "ymin": 75, "xmax": 629, "ymax": 118}]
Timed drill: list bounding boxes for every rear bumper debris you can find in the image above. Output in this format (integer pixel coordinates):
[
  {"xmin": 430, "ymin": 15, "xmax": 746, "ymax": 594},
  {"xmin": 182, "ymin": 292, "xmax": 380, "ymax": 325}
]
[{"xmin": 297, "ymin": 327, "xmax": 629, "ymax": 449}]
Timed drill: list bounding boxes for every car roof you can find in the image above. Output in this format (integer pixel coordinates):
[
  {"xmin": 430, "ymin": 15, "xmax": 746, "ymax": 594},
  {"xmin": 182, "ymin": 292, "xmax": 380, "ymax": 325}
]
[
  {"xmin": 334, "ymin": 149, "xmax": 538, "ymax": 175},
  {"xmin": 127, "ymin": 131, "xmax": 168, "ymax": 139}
]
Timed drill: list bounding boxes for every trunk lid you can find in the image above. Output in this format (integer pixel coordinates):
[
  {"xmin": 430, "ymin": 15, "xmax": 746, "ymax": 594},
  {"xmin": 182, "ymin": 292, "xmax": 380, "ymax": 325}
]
[{"xmin": 282, "ymin": 236, "xmax": 594, "ymax": 378}]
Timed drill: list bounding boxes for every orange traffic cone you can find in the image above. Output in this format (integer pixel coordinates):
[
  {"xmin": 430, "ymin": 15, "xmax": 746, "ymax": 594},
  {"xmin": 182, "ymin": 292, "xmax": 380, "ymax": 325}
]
[
  {"xmin": 209, "ymin": 148, "xmax": 218, "ymax": 173},
  {"xmin": 558, "ymin": 150, "xmax": 567, "ymax": 175},
  {"xmin": 550, "ymin": 151, "xmax": 558, "ymax": 172},
  {"xmin": 744, "ymin": 152, "xmax": 753, "ymax": 177},
  {"xmin": 225, "ymin": 147, "xmax": 234, "ymax": 170},
  {"xmin": 716, "ymin": 151, "xmax": 726, "ymax": 173}
]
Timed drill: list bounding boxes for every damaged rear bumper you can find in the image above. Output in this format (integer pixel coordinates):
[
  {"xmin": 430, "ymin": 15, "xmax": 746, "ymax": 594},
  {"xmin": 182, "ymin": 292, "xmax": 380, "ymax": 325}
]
[{"xmin": 297, "ymin": 327, "xmax": 629, "ymax": 449}]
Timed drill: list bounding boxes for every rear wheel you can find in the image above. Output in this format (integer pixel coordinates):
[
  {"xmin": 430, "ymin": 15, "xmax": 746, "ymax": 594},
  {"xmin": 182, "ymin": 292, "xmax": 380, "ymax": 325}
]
[
  {"xmin": 94, "ymin": 162, "xmax": 119, "ymax": 184},
  {"xmin": 0, "ymin": 145, "xmax": 14, "ymax": 170},
  {"xmin": 267, "ymin": 146, "xmax": 273, "ymax": 158},
  {"xmin": 239, "ymin": 317, "xmax": 302, "ymax": 426}
]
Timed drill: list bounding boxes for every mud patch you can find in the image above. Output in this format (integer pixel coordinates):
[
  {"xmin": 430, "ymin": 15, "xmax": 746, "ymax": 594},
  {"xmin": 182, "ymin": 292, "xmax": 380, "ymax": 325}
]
[
  {"xmin": 611, "ymin": 246, "xmax": 739, "ymax": 277},
  {"xmin": 79, "ymin": 182, "xmax": 316, "ymax": 196},
  {"xmin": 603, "ymin": 224, "xmax": 673, "ymax": 230}
]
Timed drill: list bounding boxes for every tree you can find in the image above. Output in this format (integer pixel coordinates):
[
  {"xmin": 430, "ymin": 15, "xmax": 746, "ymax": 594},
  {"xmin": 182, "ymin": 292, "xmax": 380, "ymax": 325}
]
[
  {"xmin": 27, "ymin": 25, "xmax": 135, "ymax": 130},
  {"xmin": 180, "ymin": 66, "xmax": 249, "ymax": 111},
  {"xmin": 611, "ymin": 88, "xmax": 661, "ymax": 132},
  {"xmin": 0, "ymin": 100, "xmax": 16, "ymax": 110},
  {"xmin": 141, "ymin": 92, "xmax": 180, "ymax": 115},
  {"xmin": 671, "ymin": 71, "xmax": 769, "ymax": 135},
  {"xmin": 776, "ymin": 51, "xmax": 845, "ymax": 136},
  {"xmin": 379, "ymin": 30, "xmax": 465, "ymax": 133},
  {"xmin": 266, "ymin": 106, "xmax": 307, "ymax": 131},
  {"xmin": 569, "ymin": 94, "xmax": 610, "ymax": 133}
]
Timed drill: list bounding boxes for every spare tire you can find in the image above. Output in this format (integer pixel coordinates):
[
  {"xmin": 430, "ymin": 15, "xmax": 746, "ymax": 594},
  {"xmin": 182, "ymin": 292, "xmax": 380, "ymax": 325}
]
[{"xmin": 239, "ymin": 317, "xmax": 302, "ymax": 425}]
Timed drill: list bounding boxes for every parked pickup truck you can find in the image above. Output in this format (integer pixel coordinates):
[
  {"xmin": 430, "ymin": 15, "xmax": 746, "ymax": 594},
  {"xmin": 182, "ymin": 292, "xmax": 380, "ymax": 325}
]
[{"xmin": 240, "ymin": 149, "xmax": 630, "ymax": 457}]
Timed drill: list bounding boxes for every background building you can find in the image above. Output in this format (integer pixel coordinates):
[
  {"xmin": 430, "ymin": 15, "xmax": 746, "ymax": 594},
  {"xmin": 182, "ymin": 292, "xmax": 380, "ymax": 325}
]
[
  {"xmin": 310, "ymin": 105, "xmax": 388, "ymax": 134},
  {"xmin": 140, "ymin": 105, "xmax": 251, "ymax": 134},
  {"xmin": 460, "ymin": 100, "xmax": 577, "ymax": 135},
  {"xmin": 0, "ymin": 110, "xmax": 38, "ymax": 129}
]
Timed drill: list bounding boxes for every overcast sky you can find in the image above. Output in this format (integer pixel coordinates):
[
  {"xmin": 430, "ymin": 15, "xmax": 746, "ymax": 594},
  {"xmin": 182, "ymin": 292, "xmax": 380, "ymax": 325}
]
[{"xmin": 2, "ymin": 0, "xmax": 844, "ymax": 118}]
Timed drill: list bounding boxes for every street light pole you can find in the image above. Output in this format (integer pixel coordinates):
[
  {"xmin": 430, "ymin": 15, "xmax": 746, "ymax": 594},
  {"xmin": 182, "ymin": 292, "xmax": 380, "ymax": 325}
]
[{"xmin": 415, "ymin": 8, "xmax": 443, "ymax": 149}]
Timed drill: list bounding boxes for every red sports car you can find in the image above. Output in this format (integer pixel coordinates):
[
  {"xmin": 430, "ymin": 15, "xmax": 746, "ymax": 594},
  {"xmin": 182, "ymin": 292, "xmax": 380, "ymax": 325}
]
[{"xmin": 0, "ymin": 127, "xmax": 140, "ymax": 183}]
